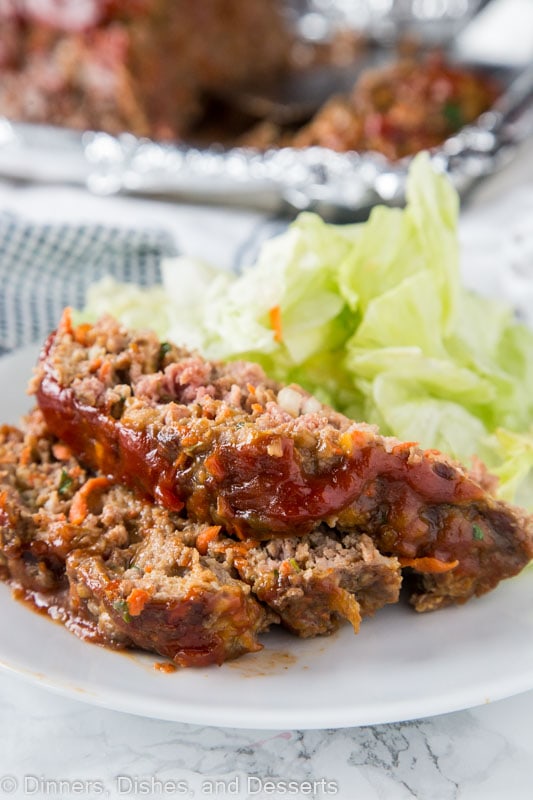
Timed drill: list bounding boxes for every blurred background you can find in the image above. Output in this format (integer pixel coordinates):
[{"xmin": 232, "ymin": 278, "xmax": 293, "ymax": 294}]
[{"xmin": 1, "ymin": 0, "xmax": 532, "ymax": 216}]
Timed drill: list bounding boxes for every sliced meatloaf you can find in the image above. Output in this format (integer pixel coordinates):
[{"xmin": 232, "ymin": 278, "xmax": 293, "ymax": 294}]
[
  {"xmin": 0, "ymin": 412, "xmax": 274, "ymax": 666},
  {"xmin": 66, "ymin": 526, "xmax": 273, "ymax": 666},
  {"xmin": 197, "ymin": 529, "xmax": 401, "ymax": 637},
  {"xmin": 33, "ymin": 313, "xmax": 533, "ymax": 609},
  {"xmin": 0, "ymin": 410, "xmax": 405, "ymax": 659}
]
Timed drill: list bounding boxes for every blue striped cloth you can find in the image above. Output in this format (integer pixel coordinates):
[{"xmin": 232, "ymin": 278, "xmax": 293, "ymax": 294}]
[{"xmin": 0, "ymin": 213, "xmax": 177, "ymax": 354}]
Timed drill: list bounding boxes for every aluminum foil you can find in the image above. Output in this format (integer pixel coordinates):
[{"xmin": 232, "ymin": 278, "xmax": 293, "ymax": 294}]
[
  {"xmin": 1, "ymin": 60, "xmax": 533, "ymax": 221},
  {"xmin": 291, "ymin": 0, "xmax": 485, "ymax": 46}
]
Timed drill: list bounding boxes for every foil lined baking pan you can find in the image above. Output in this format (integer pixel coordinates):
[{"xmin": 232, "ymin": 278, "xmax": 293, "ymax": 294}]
[
  {"xmin": 290, "ymin": 0, "xmax": 487, "ymax": 47},
  {"xmin": 1, "ymin": 56, "xmax": 533, "ymax": 220}
]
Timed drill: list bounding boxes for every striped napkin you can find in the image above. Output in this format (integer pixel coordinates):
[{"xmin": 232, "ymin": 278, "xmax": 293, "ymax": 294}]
[{"xmin": 0, "ymin": 213, "xmax": 177, "ymax": 355}]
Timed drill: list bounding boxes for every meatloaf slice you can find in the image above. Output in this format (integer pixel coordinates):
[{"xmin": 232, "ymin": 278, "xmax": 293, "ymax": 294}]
[
  {"xmin": 66, "ymin": 526, "xmax": 275, "ymax": 667},
  {"xmin": 33, "ymin": 313, "xmax": 533, "ymax": 609},
  {"xmin": 196, "ymin": 529, "xmax": 401, "ymax": 637},
  {"xmin": 0, "ymin": 412, "xmax": 273, "ymax": 666}
]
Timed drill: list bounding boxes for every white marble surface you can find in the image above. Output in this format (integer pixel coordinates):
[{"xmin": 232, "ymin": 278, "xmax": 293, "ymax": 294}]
[
  {"xmin": 1, "ymin": 140, "xmax": 533, "ymax": 799},
  {"xmin": 1, "ymin": 668, "xmax": 533, "ymax": 799}
]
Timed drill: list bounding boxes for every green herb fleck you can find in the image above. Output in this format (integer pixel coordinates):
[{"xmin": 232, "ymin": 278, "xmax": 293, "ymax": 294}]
[
  {"xmin": 58, "ymin": 469, "xmax": 73, "ymax": 497},
  {"xmin": 443, "ymin": 101, "xmax": 464, "ymax": 129},
  {"xmin": 113, "ymin": 600, "xmax": 131, "ymax": 623},
  {"xmin": 159, "ymin": 342, "xmax": 172, "ymax": 361},
  {"xmin": 289, "ymin": 558, "xmax": 301, "ymax": 572},
  {"xmin": 473, "ymin": 524, "xmax": 484, "ymax": 541},
  {"xmin": 272, "ymin": 568, "xmax": 279, "ymax": 581}
]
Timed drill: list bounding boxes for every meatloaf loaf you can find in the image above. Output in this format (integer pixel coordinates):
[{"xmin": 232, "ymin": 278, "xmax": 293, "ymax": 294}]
[
  {"xmin": 0, "ymin": 410, "xmax": 402, "ymax": 663},
  {"xmin": 33, "ymin": 312, "xmax": 533, "ymax": 612},
  {"xmin": 0, "ymin": 0, "xmax": 291, "ymax": 140}
]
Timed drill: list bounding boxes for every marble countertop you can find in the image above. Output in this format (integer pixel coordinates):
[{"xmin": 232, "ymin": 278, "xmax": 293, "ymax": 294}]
[
  {"xmin": 1, "ymin": 139, "xmax": 533, "ymax": 800},
  {"xmin": 0, "ymin": 667, "xmax": 533, "ymax": 800}
]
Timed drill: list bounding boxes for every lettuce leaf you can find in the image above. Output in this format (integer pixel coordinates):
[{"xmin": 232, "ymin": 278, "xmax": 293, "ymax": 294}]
[
  {"xmin": 82, "ymin": 153, "xmax": 533, "ymax": 507},
  {"xmin": 487, "ymin": 428, "xmax": 533, "ymax": 506}
]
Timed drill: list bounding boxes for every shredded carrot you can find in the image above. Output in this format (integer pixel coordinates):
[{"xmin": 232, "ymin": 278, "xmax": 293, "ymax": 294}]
[
  {"xmin": 97, "ymin": 360, "xmax": 113, "ymax": 381},
  {"xmin": 279, "ymin": 560, "xmax": 296, "ymax": 578},
  {"xmin": 181, "ymin": 433, "xmax": 201, "ymax": 447},
  {"xmin": 195, "ymin": 525, "xmax": 222, "ymax": 555},
  {"xmin": 52, "ymin": 443, "xmax": 73, "ymax": 461},
  {"xmin": 399, "ymin": 556, "xmax": 460, "ymax": 574},
  {"xmin": 392, "ymin": 441, "xmax": 419, "ymax": 455},
  {"xmin": 230, "ymin": 541, "xmax": 256, "ymax": 558},
  {"xmin": 144, "ymin": 564, "xmax": 153, "ymax": 574},
  {"xmin": 88, "ymin": 356, "xmax": 103, "ymax": 373},
  {"xmin": 251, "ymin": 403, "xmax": 264, "ymax": 414},
  {"xmin": 340, "ymin": 429, "xmax": 368, "ymax": 454},
  {"xmin": 73, "ymin": 322, "xmax": 93, "ymax": 346},
  {"xmin": 68, "ymin": 476, "xmax": 112, "ymax": 525},
  {"xmin": 19, "ymin": 445, "xmax": 32, "ymax": 467},
  {"xmin": 127, "ymin": 588, "xmax": 151, "ymax": 617},
  {"xmin": 269, "ymin": 305, "xmax": 283, "ymax": 343},
  {"xmin": 246, "ymin": 383, "xmax": 256, "ymax": 395},
  {"xmin": 58, "ymin": 307, "xmax": 74, "ymax": 336},
  {"xmin": 330, "ymin": 588, "xmax": 361, "ymax": 634}
]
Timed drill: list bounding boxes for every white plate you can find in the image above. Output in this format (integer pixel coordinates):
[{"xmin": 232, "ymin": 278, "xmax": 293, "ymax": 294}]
[{"xmin": 1, "ymin": 345, "xmax": 532, "ymax": 729}]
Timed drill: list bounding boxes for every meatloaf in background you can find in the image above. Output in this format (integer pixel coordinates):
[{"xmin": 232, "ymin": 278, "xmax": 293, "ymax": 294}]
[
  {"xmin": 0, "ymin": 0, "xmax": 291, "ymax": 140},
  {"xmin": 33, "ymin": 313, "xmax": 533, "ymax": 613},
  {"xmin": 248, "ymin": 53, "xmax": 500, "ymax": 160},
  {"xmin": 0, "ymin": 410, "xmax": 402, "ymax": 663}
]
